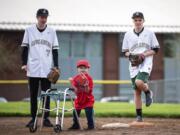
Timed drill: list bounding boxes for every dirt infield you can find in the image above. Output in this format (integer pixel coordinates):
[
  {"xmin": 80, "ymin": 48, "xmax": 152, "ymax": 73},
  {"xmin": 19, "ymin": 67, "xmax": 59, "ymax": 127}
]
[{"xmin": 0, "ymin": 117, "xmax": 179, "ymax": 135}]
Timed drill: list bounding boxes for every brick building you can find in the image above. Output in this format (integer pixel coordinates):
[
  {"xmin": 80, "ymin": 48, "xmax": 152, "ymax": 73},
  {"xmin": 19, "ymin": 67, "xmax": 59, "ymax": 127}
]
[{"xmin": 0, "ymin": 0, "xmax": 180, "ymax": 101}]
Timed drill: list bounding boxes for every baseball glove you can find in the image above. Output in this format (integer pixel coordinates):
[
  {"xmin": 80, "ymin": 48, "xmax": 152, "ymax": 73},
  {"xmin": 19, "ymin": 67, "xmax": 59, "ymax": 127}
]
[
  {"xmin": 47, "ymin": 67, "xmax": 60, "ymax": 84},
  {"xmin": 129, "ymin": 53, "xmax": 145, "ymax": 67},
  {"xmin": 74, "ymin": 73, "xmax": 89, "ymax": 87}
]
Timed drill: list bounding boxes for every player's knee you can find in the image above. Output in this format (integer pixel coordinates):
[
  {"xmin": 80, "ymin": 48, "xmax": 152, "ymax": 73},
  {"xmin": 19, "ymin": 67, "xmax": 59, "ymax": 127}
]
[
  {"xmin": 135, "ymin": 80, "xmax": 144, "ymax": 89},
  {"xmin": 135, "ymin": 89, "xmax": 141, "ymax": 96}
]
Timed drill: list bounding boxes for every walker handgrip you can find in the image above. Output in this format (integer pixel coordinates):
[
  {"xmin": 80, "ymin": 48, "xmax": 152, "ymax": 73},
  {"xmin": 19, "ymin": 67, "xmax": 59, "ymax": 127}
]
[
  {"xmin": 68, "ymin": 88, "xmax": 75, "ymax": 91},
  {"xmin": 49, "ymin": 88, "xmax": 57, "ymax": 92}
]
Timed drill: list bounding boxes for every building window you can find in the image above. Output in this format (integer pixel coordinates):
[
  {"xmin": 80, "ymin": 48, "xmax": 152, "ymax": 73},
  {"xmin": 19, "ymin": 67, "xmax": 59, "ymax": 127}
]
[
  {"xmin": 164, "ymin": 34, "xmax": 180, "ymax": 58},
  {"xmin": 57, "ymin": 32, "xmax": 102, "ymax": 58},
  {"xmin": 56, "ymin": 32, "xmax": 103, "ymax": 98},
  {"xmin": 57, "ymin": 33, "xmax": 71, "ymax": 58},
  {"xmin": 71, "ymin": 33, "xmax": 85, "ymax": 57}
]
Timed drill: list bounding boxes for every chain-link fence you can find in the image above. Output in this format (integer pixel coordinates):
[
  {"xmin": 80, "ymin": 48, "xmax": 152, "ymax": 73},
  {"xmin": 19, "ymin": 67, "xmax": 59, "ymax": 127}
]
[
  {"xmin": 53, "ymin": 79, "xmax": 180, "ymax": 103},
  {"xmin": 0, "ymin": 79, "xmax": 180, "ymax": 103}
]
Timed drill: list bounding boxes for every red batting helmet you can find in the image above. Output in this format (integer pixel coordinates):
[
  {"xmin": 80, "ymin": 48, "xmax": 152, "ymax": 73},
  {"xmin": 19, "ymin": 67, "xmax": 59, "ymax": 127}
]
[{"xmin": 76, "ymin": 60, "xmax": 90, "ymax": 68}]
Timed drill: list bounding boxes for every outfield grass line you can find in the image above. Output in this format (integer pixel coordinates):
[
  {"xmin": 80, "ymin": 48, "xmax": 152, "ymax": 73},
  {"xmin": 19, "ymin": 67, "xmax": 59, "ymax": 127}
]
[{"xmin": 0, "ymin": 102, "xmax": 180, "ymax": 118}]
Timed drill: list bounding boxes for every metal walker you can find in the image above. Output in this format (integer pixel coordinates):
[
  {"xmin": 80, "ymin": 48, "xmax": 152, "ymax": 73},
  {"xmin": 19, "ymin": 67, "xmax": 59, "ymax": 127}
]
[{"xmin": 29, "ymin": 88, "xmax": 81, "ymax": 133}]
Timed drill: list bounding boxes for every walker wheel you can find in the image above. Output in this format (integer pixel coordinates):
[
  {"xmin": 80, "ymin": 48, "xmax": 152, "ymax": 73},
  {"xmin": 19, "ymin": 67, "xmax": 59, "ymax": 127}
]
[
  {"xmin": 54, "ymin": 124, "xmax": 61, "ymax": 133},
  {"xmin": 29, "ymin": 124, "xmax": 37, "ymax": 133}
]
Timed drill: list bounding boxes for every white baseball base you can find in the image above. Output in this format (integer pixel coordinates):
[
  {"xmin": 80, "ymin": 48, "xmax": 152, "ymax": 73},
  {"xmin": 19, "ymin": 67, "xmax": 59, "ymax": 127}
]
[{"xmin": 101, "ymin": 123, "xmax": 130, "ymax": 129}]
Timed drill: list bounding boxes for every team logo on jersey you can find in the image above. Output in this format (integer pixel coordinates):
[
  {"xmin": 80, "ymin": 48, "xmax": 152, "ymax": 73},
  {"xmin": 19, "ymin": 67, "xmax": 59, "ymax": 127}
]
[
  {"xmin": 130, "ymin": 42, "xmax": 150, "ymax": 52},
  {"xmin": 43, "ymin": 10, "xmax": 46, "ymax": 13},
  {"xmin": 31, "ymin": 39, "xmax": 51, "ymax": 48}
]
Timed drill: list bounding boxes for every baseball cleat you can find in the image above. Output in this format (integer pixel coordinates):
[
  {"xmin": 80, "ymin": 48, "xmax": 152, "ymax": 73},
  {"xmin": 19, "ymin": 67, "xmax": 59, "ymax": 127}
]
[
  {"xmin": 145, "ymin": 90, "xmax": 153, "ymax": 107},
  {"xmin": 43, "ymin": 118, "xmax": 53, "ymax": 127},
  {"xmin": 136, "ymin": 116, "xmax": 143, "ymax": 122},
  {"xmin": 26, "ymin": 119, "xmax": 35, "ymax": 127},
  {"xmin": 68, "ymin": 124, "xmax": 80, "ymax": 130},
  {"xmin": 85, "ymin": 126, "xmax": 95, "ymax": 130}
]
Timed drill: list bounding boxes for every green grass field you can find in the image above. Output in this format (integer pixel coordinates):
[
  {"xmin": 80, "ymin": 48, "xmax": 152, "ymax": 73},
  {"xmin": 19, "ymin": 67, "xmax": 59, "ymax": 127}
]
[{"xmin": 0, "ymin": 102, "xmax": 180, "ymax": 118}]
